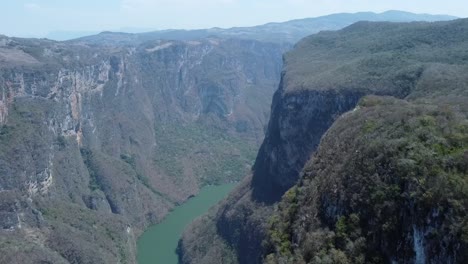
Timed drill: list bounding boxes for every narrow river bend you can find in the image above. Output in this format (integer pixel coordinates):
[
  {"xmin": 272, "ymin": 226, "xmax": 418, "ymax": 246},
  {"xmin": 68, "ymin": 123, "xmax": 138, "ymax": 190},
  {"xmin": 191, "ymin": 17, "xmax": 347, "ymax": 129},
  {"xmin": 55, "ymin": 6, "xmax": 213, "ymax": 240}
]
[{"xmin": 137, "ymin": 183, "xmax": 236, "ymax": 264}]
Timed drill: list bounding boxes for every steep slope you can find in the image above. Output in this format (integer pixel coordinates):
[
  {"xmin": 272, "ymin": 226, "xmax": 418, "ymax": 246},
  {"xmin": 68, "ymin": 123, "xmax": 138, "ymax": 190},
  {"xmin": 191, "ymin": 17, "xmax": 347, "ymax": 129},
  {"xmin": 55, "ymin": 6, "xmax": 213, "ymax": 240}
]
[
  {"xmin": 71, "ymin": 11, "xmax": 456, "ymax": 46},
  {"xmin": 179, "ymin": 19, "xmax": 468, "ymax": 264},
  {"xmin": 253, "ymin": 18, "xmax": 468, "ymax": 202},
  {"xmin": 264, "ymin": 96, "xmax": 468, "ymax": 263},
  {"xmin": 0, "ymin": 36, "xmax": 286, "ymax": 263}
]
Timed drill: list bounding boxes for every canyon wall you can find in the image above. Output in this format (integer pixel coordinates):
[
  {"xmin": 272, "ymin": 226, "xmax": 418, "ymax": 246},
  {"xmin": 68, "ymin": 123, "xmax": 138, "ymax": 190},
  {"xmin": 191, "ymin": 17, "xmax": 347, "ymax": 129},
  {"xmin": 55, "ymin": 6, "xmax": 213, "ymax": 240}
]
[{"xmin": 179, "ymin": 19, "xmax": 468, "ymax": 264}]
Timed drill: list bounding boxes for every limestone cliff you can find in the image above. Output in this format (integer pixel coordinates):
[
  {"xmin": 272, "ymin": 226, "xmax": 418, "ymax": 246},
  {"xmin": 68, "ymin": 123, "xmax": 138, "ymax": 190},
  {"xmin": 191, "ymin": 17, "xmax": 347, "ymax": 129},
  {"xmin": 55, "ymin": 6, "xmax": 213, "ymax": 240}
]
[{"xmin": 0, "ymin": 36, "xmax": 286, "ymax": 263}]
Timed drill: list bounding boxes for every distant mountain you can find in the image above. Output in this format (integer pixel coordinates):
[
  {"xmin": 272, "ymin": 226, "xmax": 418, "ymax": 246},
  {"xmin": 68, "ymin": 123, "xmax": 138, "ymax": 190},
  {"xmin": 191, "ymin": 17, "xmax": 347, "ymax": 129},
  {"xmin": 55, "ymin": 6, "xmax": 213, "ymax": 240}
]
[
  {"xmin": 70, "ymin": 11, "xmax": 457, "ymax": 45},
  {"xmin": 45, "ymin": 30, "xmax": 101, "ymax": 41},
  {"xmin": 45, "ymin": 28, "xmax": 156, "ymax": 41}
]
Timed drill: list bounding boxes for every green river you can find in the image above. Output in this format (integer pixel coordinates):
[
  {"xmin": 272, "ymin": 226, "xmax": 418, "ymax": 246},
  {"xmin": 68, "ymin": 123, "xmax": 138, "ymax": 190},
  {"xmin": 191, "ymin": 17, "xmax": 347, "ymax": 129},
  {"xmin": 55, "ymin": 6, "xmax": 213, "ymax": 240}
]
[{"xmin": 137, "ymin": 183, "xmax": 236, "ymax": 264}]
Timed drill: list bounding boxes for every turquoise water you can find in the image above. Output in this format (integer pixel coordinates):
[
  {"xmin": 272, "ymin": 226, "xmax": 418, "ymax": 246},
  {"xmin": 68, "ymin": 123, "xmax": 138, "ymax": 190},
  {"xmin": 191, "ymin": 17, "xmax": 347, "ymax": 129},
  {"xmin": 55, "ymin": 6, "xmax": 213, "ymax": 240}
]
[{"xmin": 137, "ymin": 184, "xmax": 236, "ymax": 264}]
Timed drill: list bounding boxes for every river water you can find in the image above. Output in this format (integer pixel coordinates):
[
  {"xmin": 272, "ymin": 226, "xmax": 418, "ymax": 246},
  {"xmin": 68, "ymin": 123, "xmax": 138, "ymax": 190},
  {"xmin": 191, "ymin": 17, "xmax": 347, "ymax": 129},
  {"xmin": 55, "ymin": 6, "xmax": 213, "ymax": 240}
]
[{"xmin": 137, "ymin": 183, "xmax": 236, "ymax": 264}]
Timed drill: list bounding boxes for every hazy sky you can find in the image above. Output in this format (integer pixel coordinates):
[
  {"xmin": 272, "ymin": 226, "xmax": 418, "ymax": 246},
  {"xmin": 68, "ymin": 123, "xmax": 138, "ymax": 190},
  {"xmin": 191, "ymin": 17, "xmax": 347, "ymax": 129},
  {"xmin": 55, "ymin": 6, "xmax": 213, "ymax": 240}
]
[{"xmin": 1, "ymin": 0, "xmax": 467, "ymax": 39}]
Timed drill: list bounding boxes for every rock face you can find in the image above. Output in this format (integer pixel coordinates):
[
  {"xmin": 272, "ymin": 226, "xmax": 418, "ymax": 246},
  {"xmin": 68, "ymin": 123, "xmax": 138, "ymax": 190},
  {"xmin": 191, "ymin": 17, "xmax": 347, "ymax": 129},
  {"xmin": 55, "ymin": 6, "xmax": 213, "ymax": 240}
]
[
  {"xmin": 264, "ymin": 97, "xmax": 468, "ymax": 264},
  {"xmin": 252, "ymin": 88, "xmax": 364, "ymax": 203},
  {"xmin": 0, "ymin": 35, "xmax": 286, "ymax": 263},
  {"xmin": 179, "ymin": 19, "xmax": 468, "ymax": 264}
]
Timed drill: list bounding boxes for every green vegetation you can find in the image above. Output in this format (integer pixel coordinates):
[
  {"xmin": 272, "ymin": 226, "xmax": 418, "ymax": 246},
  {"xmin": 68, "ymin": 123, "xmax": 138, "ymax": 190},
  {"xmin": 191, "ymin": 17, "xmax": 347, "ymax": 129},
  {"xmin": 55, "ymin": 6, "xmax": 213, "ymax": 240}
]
[
  {"xmin": 265, "ymin": 19, "xmax": 468, "ymax": 261},
  {"xmin": 153, "ymin": 122, "xmax": 257, "ymax": 185},
  {"xmin": 35, "ymin": 199, "xmax": 131, "ymax": 264},
  {"xmin": 80, "ymin": 148, "xmax": 102, "ymax": 191},
  {"xmin": 265, "ymin": 187, "xmax": 298, "ymax": 258},
  {"xmin": 0, "ymin": 235, "xmax": 69, "ymax": 264},
  {"xmin": 284, "ymin": 20, "xmax": 468, "ymax": 98},
  {"xmin": 264, "ymin": 98, "xmax": 468, "ymax": 263},
  {"xmin": 118, "ymin": 153, "xmax": 168, "ymax": 200},
  {"xmin": 56, "ymin": 135, "xmax": 67, "ymax": 149},
  {"xmin": 120, "ymin": 153, "xmax": 136, "ymax": 169}
]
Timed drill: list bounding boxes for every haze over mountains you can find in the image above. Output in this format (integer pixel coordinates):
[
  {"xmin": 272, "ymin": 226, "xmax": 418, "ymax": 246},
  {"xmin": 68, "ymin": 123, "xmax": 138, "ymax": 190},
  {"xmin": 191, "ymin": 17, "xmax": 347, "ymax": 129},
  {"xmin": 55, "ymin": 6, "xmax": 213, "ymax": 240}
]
[
  {"xmin": 69, "ymin": 11, "xmax": 456, "ymax": 45},
  {"xmin": 17, "ymin": 10, "xmax": 455, "ymax": 42},
  {"xmin": 0, "ymin": 9, "xmax": 465, "ymax": 264}
]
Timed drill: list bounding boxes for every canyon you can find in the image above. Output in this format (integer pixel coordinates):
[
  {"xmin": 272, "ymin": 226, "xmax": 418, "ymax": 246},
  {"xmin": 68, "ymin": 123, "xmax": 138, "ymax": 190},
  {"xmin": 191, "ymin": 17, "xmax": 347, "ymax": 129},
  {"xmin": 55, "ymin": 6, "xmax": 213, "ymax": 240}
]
[{"xmin": 0, "ymin": 10, "xmax": 461, "ymax": 264}]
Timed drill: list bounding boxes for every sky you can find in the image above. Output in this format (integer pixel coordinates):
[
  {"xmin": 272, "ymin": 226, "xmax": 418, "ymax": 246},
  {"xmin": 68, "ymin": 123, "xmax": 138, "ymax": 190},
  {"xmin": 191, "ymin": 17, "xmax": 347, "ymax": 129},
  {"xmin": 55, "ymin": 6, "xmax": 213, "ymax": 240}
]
[{"xmin": 1, "ymin": 0, "xmax": 467, "ymax": 39}]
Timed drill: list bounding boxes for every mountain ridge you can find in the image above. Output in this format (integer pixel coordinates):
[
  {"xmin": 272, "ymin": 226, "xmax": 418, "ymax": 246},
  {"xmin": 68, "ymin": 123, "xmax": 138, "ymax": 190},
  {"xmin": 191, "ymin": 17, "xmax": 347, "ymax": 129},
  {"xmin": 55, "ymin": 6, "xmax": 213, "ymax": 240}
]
[{"xmin": 68, "ymin": 11, "xmax": 457, "ymax": 45}]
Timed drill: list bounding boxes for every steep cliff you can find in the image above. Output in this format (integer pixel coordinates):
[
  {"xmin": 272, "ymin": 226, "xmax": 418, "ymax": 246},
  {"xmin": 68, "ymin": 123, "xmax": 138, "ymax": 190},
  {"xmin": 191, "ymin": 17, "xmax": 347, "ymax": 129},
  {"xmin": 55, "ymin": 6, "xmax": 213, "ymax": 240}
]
[
  {"xmin": 0, "ymin": 35, "xmax": 286, "ymax": 263},
  {"xmin": 262, "ymin": 19, "xmax": 468, "ymax": 261},
  {"xmin": 179, "ymin": 19, "xmax": 468, "ymax": 264},
  {"xmin": 264, "ymin": 96, "xmax": 468, "ymax": 263}
]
